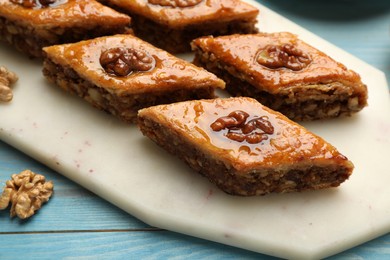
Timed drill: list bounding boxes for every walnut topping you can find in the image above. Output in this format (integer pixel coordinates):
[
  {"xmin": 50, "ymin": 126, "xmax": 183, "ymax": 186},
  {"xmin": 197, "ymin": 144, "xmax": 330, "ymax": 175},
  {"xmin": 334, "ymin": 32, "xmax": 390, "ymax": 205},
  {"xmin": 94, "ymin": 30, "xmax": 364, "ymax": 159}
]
[
  {"xmin": 0, "ymin": 66, "xmax": 18, "ymax": 102},
  {"xmin": 100, "ymin": 47, "xmax": 155, "ymax": 77},
  {"xmin": 211, "ymin": 110, "xmax": 274, "ymax": 144},
  {"xmin": 0, "ymin": 170, "xmax": 53, "ymax": 219},
  {"xmin": 148, "ymin": 0, "xmax": 203, "ymax": 8},
  {"xmin": 10, "ymin": 0, "xmax": 67, "ymax": 9},
  {"xmin": 256, "ymin": 43, "xmax": 311, "ymax": 71}
]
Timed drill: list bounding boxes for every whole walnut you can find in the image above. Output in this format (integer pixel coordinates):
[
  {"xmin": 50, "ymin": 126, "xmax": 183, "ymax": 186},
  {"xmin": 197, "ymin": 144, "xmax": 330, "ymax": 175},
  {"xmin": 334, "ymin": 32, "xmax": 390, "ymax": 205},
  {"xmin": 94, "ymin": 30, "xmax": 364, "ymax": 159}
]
[
  {"xmin": 0, "ymin": 170, "xmax": 53, "ymax": 219},
  {"xmin": 0, "ymin": 66, "xmax": 18, "ymax": 102}
]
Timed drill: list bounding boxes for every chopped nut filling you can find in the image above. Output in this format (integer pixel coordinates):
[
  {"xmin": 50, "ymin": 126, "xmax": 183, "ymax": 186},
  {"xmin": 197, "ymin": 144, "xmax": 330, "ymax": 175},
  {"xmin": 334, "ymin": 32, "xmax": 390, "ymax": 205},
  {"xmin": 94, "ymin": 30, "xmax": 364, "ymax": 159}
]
[{"xmin": 0, "ymin": 170, "xmax": 53, "ymax": 219}]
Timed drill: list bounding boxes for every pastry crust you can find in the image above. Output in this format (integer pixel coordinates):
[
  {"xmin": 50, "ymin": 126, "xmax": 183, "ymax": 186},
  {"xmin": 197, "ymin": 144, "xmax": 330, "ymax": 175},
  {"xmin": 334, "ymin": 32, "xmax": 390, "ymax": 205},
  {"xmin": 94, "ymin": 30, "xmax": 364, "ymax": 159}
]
[
  {"xmin": 0, "ymin": 0, "xmax": 131, "ymax": 57},
  {"xmin": 42, "ymin": 34, "xmax": 225, "ymax": 123},
  {"xmin": 101, "ymin": 0, "xmax": 259, "ymax": 53},
  {"xmin": 191, "ymin": 32, "xmax": 368, "ymax": 121},
  {"xmin": 138, "ymin": 97, "xmax": 354, "ymax": 196}
]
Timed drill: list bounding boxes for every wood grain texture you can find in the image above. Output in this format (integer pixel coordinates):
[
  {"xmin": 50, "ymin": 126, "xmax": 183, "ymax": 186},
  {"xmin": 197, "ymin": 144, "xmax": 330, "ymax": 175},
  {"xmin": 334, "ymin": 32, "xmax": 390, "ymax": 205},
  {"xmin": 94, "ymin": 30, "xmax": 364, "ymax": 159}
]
[
  {"xmin": 0, "ymin": 231, "xmax": 275, "ymax": 260},
  {"xmin": 1, "ymin": 0, "xmax": 389, "ymax": 259}
]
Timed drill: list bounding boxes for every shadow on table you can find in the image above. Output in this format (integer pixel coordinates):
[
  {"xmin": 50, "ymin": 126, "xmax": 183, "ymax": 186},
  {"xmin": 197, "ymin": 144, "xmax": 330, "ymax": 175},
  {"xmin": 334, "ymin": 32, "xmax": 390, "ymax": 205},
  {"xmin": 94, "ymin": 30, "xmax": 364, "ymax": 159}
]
[{"xmin": 260, "ymin": 0, "xmax": 390, "ymax": 21}]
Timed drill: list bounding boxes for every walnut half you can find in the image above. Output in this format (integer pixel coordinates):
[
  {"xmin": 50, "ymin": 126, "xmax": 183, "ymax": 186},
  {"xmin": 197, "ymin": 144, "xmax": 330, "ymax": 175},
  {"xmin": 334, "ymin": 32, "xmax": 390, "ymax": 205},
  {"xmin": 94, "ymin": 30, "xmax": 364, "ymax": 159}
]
[
  {"xmin": 0, "ymin": 66, "xmax": 18, "ymax": 102},
  {"xmin": 210, "ymin": 110, "xmax": 275, "ymax": 144},
  {"xmin": 0, "ymin": 170, "xmax": 53, "ymax": 219},
  {"xmin": 256, "ymin": 43, "xmax": 311, "ymax": 71},
  {"xmin": 99, "ymin": 47, "xmax": 155, "ymax": 77}
]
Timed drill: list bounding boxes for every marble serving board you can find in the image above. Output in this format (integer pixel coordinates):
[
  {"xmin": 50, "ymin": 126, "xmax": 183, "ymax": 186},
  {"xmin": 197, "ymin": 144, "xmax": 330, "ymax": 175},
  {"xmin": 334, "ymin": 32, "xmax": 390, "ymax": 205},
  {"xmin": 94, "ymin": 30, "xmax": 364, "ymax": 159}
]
[{"xmin": 1, "ymin": 1, "xmax": 390, "ymax": 259}]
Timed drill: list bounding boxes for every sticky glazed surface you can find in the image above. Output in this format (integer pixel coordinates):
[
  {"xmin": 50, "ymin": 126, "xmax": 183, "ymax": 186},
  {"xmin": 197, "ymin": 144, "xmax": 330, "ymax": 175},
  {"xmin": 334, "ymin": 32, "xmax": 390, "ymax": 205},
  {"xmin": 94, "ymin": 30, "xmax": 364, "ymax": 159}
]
[
  {"xmin": 138, "ymin": 97, "xmax": 353, "ymax": 172},
  {"xmin": 105, "ymin": 0, "xmax": 259, "ymax": 28},
  {"xmin": 43, "ymin": 34, "xmax": 225, "ymax": 94},
  {"xmin": 0, "ymin": 0, "xmax": 131, "ymax": 27},
  {"xmin": 191, "ymin": 32, "xmax": 366, "ymax": 94}
]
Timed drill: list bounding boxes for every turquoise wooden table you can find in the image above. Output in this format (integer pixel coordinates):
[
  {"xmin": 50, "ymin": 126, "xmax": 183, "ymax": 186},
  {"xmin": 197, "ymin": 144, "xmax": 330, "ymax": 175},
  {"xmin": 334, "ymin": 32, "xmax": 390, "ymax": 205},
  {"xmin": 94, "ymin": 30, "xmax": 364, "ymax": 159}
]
[{"xmin": 1, "ymin": 1, "xmax": 389, "ymax": 259}]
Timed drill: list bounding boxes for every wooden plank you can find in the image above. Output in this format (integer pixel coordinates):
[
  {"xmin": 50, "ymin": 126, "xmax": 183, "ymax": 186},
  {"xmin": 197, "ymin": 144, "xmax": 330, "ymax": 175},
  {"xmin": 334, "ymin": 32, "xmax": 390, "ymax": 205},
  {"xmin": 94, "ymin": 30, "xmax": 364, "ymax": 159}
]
[
  {"xmin": 1, "ymin": 231, "xmax": 390, "ymax": 259},
  {"xmin": 0, "ymin": 231, "xmax": 275, "ymax": 259}
]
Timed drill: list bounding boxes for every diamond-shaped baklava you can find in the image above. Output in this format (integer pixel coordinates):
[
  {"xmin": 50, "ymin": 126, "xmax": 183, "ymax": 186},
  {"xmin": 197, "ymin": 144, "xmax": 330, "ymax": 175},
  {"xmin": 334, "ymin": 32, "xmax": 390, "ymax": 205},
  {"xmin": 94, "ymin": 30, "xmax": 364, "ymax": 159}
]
[
  {"xmin": 0, "ymin": 0, "xmax": 131, "ymax": 57},
  {"xmin": 101, "ymin": 0, "xmax": 259, "ymax": 53},
  {"xmin": 191, "ymin": 32, "xmax": 368, "ymax": 121},
  {"xmin": 42, "ymin": 34, "xmax": 225, "ymax": 123},
  {"xmin": 138, "ymin": 97, "xmax": 354, "ymax": 196}
]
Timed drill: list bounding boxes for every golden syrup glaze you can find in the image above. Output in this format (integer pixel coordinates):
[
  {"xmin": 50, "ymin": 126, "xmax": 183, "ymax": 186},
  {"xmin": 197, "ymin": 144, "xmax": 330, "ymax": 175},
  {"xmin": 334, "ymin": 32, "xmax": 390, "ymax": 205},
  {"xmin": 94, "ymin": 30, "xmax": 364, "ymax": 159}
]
[
  {"xmin": 138, "ymin": 97, "xmax": 353, "ymax": 172},
  {"xmin": 192, "ymin": 32, "xmax": 364, "ymax": 94},
  {"xmin": 0, "ymin": 0, "xmax": 130, "ymax": 27},
  {"xmin": 43, "ymin": 34, "xmax": 225, "ymax": 94},
  {"xmin": 106, "ymin": 0, "xmax": 259, "ymax": 28}
]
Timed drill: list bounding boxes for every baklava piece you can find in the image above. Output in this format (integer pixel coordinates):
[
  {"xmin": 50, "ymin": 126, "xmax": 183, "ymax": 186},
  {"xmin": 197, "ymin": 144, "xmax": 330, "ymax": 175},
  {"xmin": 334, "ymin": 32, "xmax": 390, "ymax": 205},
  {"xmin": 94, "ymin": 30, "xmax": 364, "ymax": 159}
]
[
  {"xmin": 138, "ymin": 97, "xmax": 354, "ymax": 196},
  {"xmin": 191, "ymin": 32, "xmax": 368, "ymax": 121},
  {"xmin": 42, "ymin": 34, "xmax": 225, "ymax": 123},
  {"xmin": 0, "ymin": 0, "xmax": 131, "ymax": 58},
  {"xmin": 100, "ymin": 0, "xmax": 259, "ymax": 53}
]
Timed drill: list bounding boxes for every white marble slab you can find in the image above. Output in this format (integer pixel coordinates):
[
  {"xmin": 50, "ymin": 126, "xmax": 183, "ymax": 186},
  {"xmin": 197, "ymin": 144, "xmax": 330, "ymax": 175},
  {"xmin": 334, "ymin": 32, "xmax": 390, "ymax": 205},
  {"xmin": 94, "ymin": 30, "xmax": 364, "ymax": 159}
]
[{"xmin": 1, "ymin": 1, "xmax": 390, "ymax": 259}]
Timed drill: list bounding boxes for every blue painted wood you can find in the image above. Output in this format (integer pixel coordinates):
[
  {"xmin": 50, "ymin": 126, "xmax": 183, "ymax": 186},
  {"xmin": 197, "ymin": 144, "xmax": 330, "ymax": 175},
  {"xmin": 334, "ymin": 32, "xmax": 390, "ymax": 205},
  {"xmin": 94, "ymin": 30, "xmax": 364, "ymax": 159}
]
[
  {"xmin": 0, "ymin": 0, "xmax": 389, "ymax": 259},
  {"xmin": 0, "ymin": 231, "xmax": 275, "ymax": 260},
  {"xmin": 0, "ymin": 230, "xmax": 389, "ymax": 259}
]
